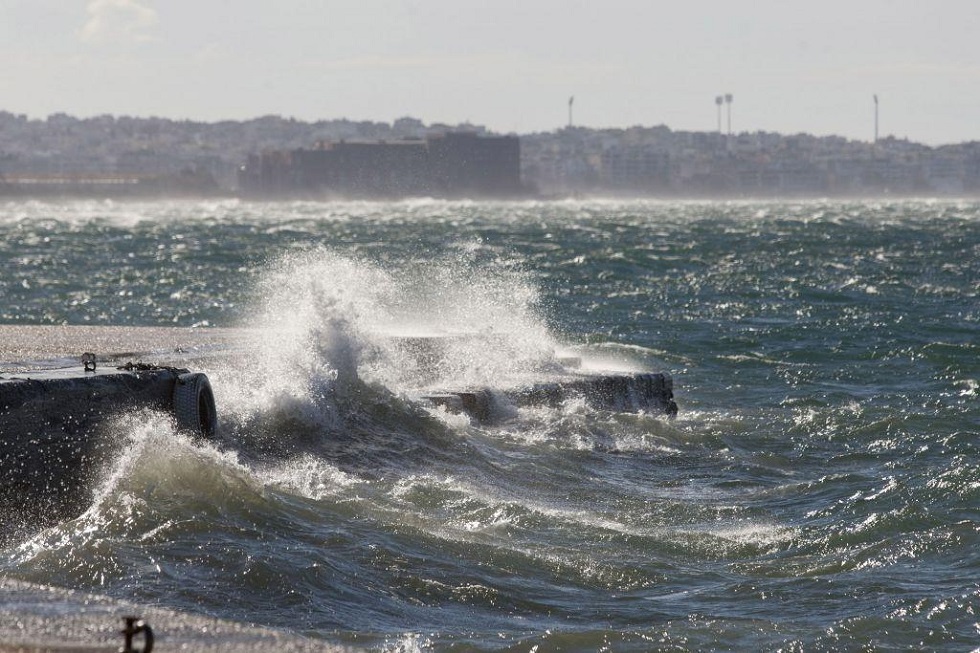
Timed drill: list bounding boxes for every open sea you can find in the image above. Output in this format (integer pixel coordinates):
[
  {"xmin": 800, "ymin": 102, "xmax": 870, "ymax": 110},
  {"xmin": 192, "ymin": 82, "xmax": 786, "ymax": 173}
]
[{"xmin": 0, "ymin": 198, "xmax": 978, "ymax": 651}]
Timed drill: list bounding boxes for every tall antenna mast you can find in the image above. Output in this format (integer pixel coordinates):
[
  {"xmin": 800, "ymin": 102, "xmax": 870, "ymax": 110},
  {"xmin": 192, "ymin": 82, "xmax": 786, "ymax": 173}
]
[
  {"xmin": 568, "ymin": 96, "xmax": 574, "ymax": 128},
  {"xmin": 725, "ymin": 93, "xmax": 733, "ymax": 136},
  {"xmin": 873, "ymin": 94, "xmax": 879, "ymax": 143},
  {"xmin": 715, "ymin": 96, "xmax": 723, "ymax": 133}
]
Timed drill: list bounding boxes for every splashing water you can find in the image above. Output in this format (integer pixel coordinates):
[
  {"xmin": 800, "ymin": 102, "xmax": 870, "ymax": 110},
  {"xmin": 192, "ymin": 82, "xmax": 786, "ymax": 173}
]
[{"xmin": 209, "ymin": 247, "xmax": 563, "ymax": 446}]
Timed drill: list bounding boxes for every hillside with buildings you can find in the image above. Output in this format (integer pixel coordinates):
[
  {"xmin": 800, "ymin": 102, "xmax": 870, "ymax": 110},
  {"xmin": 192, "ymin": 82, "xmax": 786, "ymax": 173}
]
[
  {"xmin": 1, "ymin": 111, "xmax": 979, "ymax": 198},
  {"xmin": 523, "ymin": 127, "xmax": 980, "ymax": 197}
]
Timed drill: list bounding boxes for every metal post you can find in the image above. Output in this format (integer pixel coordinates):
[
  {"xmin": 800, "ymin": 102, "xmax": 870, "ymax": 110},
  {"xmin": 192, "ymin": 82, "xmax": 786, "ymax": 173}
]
[
  {"xmin": 874, "ymin": 94, "xmax": 879, "ymax": 143},
  {"xmin": 725, "ymin": 94, "xmax": 733, "ymax": 136}
]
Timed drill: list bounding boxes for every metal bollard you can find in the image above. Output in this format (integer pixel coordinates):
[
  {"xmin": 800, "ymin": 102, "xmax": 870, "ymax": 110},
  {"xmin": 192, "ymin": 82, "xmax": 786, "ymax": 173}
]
[{"xmin": 120, "ymin": 616, "xmax": 154, "ymax": 653}]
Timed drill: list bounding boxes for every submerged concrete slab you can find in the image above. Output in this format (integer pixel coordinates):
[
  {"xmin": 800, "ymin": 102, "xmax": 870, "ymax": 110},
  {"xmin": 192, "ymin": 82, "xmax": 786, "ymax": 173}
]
[{"xmin": 421, "ymin": 371, "xmax": 677, "ymax": 423}]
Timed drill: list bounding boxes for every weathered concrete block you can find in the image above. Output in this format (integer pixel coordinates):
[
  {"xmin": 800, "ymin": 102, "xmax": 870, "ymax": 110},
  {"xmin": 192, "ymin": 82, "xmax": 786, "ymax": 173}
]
[
  {"xmin": 421, "ymin": 372, "xmax": 677, "ymax": 423},
  {"xmin": 0, "ymin": 363, "xmax": 215, "ymax": 538}
]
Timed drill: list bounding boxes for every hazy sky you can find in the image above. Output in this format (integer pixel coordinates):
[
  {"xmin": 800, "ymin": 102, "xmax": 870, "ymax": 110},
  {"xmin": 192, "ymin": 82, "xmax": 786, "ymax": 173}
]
[{"xmin": 2, "ymin": 0, "xmax": 978, "ymax": 144}]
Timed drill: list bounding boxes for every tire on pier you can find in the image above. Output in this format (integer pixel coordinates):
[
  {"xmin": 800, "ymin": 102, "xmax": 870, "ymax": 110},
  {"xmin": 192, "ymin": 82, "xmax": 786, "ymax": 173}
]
[{"xmin": 172, "ymin": 372, "xmax": 218, "ymax": 437}]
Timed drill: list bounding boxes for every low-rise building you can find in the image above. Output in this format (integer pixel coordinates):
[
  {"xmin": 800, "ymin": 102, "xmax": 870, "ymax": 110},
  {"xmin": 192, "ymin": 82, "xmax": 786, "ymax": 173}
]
[{"xmin": 239, "ymin": 132, "xmax": 522, "ymax": 198}]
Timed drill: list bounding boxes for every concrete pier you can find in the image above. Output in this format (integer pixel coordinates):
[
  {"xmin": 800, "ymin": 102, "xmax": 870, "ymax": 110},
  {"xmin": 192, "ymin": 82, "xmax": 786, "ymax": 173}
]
[
  {"xmin": 0, "ymin": 325, "xmax": 678, "ymax": 529},
  {"xmin": 0, "ymin": 363, "xmax": 221, "ymax": 542},
  {"xmin": 0, "ymin": 325, "xmax": 234, "ymax": 371},
  {"xmin": 0, "ymin": 327, "xmax": 223, "ymax": 540}
]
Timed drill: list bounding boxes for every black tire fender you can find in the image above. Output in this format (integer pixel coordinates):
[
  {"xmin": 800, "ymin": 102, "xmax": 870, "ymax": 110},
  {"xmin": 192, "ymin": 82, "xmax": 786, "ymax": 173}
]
[{"xmin": 172, "ymin": 372, "xmax": 218, "ymax": 437}]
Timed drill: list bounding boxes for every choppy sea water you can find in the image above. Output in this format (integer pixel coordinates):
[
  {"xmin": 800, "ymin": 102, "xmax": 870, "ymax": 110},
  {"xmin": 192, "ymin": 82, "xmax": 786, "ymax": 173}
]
[{"xmin": 0, "ymin": 198, "xmax": 978, "ymax": 651}]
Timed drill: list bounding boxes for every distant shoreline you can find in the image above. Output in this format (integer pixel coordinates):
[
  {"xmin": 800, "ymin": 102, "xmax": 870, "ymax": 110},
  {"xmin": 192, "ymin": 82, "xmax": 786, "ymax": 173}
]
[
  {"xmin": 3, "ymin": 112, "xmax": 980, "ymax": 198},
  {"xmin": 3, "ymin": 189, "xmax": 980, "ymax": 203}
]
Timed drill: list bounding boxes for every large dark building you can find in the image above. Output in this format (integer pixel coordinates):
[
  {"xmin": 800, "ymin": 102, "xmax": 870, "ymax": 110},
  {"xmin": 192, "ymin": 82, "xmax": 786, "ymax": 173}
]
[{"xmin": 239, "ymin": 132, "xmax": 522, "ymax": 198}]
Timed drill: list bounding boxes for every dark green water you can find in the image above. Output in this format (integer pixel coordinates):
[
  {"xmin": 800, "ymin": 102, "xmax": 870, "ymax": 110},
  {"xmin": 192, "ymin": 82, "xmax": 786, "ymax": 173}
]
[{"xmin": 1, "ymin": 198, "xmax": 978, "ymax": 651}]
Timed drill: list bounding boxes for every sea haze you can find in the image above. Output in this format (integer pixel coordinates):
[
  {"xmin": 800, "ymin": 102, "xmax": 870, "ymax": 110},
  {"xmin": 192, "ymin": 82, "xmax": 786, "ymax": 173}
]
[{"xmin": 1, "ymin": 198, "xmax": 978, "ymax": 651}]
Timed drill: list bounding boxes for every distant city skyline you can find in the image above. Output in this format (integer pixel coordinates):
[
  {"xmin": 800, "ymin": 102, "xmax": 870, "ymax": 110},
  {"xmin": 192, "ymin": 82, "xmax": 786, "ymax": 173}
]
[{"xmin": 2, "ymin": 0, "xmax": 979, "ymax": 145}]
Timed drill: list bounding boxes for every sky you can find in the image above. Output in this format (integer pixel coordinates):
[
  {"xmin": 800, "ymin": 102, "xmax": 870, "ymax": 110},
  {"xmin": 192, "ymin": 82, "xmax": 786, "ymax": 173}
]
[{"xmin": 2, "ymin": 0, "xmax": 979, "ymax": 145}]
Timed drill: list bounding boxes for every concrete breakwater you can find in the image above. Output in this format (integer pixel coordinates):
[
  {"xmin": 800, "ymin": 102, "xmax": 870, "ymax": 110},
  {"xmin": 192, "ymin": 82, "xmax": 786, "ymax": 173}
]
[
  {"xmin": 0, "ymin": 327, "xmax": 676, "ymax": 526},
  {"xmin": 422, "ymin": 372, "xmax": 677, "ymax": 423},
  {"xmin": 0, "ymin": 364, "xmax": 217, "ymax": 533},
  {"xmin": 0, "ymin": 325, "xmax": 234, "ymax": 372},
  {"xmin": 389, "ymin": 333, "xmax": 677, "ymax": 421},
  {"xmin": 0, "ymin": 327, "xmax": 228, "ymax": 536}
]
